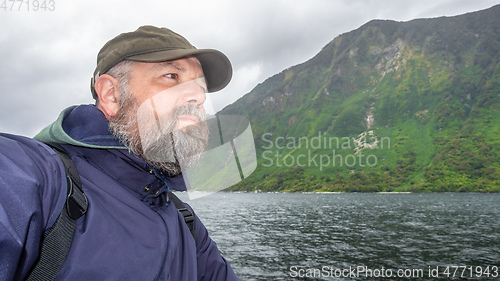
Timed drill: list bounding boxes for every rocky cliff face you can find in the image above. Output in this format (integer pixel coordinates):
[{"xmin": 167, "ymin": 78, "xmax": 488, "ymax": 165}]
[{"xmin": 221, "ymin": 5, "xmax": 500, "ymax": 192}]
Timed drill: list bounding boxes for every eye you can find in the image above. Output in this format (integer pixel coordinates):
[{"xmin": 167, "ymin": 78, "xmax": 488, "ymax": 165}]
[
  {"xmin": 198, "ymin": 84, "xmax": 208, "ymax": 93},
  {"xmin": 196, "ymin": 79, "xmax": 208, "ymax": 93},
  {"xmin": 164, "ymin": 73, "xmax": 178, "ymax": 80}
]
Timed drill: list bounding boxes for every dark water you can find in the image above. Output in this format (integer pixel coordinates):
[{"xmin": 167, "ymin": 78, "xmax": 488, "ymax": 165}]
[{"xmin": 186, "ymin": 193, "xmax": 500, "ymax": 280}]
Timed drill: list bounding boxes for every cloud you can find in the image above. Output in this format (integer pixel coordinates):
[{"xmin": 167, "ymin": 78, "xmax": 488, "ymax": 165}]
[{"xmin": 0, "ymin": 0, "xmax": 498, "ymax": 136}]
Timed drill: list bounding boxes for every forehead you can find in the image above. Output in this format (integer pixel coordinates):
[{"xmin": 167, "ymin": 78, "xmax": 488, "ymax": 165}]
[{"xmin": 150, "ymin": 56, "xmax": 204, "ymax": 74}]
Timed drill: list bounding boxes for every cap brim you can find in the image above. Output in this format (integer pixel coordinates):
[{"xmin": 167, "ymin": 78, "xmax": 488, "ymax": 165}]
[{"xmin": 126, "ymin": 49, "xmax": 232, "ymax": 93}]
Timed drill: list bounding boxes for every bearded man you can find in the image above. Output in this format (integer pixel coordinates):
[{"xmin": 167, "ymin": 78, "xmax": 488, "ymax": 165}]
[{"xmin": 0, "ymin": 26, "xmax": 240, "ymax": 281}]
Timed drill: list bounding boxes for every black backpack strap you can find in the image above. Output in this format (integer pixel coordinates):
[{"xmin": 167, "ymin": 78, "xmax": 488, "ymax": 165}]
[
  {"xmin": 26, "ymin": 143, "xmax": 88, "ymax": 281},
  {"xmin": 168, "ymin": 191, "xmax": 196, "ymax": 242}
]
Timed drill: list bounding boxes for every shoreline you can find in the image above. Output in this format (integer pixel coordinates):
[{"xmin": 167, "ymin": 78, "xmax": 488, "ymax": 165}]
[{"xmin": 179, "ymin": 190, "xmax": 498, "ymax": 194}]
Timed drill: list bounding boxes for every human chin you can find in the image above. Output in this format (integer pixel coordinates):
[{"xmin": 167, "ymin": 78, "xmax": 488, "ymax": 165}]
[
  {"xmin": 141, "ymin": 124, "xmax": 208, "ymax": 174},
  {"xmin": 137, "ymin": 105, "xmax": 208, "ymax": 170}
]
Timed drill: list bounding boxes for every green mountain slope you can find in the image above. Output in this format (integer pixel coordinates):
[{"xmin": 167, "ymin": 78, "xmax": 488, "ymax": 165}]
[{"xmin": 220, "ymin": 5, "xmax": 500, "ymax": 192}]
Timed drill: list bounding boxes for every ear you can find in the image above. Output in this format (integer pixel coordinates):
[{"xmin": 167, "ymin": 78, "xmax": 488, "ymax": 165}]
[{"xmin": 94, "ymin": 74, "xmax": 120, "ymax": 118}]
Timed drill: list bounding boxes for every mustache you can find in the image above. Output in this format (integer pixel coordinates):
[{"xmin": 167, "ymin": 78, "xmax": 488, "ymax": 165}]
[
  {"xmin": 169, "ymin": 105, "xmax": 205, "ymax": 125},
  {"xmin": 176, "ymin": 105, "xmax": 204, "ymax": 118}
]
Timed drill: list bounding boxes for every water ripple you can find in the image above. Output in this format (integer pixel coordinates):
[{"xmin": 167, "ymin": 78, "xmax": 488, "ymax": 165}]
[{"xmin": 188, "ymin": 193, "xmax": 500, "ymax": 281}]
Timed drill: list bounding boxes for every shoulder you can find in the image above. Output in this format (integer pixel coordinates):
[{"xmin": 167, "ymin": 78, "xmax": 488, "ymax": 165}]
[
  {"xmin": 0, "ymin": 133, "xmax": 67, "ymax": 228},
  {"xmin": 0, "ymin": 133, "xmax": 60, "ymax": 166},
  {"xmin": 0, "ymin": 133, "xmax": 69, "ymax": 280},
  {"xmin": 0, "ymin": 133, "xmax": 65, "ymax": 190}
]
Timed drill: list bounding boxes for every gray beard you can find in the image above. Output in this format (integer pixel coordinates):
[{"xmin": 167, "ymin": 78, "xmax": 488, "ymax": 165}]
[{"xmin": 108, "ymin": 87, "xmax": 208, "ymax": 175}]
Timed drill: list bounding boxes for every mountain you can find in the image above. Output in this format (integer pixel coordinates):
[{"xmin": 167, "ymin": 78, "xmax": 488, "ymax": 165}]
[{"xmin": 220, "ymin": 5, "xmax": 500, "ymax": 192}]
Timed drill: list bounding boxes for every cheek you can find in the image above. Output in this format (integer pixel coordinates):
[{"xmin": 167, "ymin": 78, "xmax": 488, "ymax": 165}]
[
  {"xmin": 136, "ymin": 96, "xmax": 175, "ymax": 131},
  {"xmin": 147, "ymin": 93, "xmax": 177, "ymax": 118}
]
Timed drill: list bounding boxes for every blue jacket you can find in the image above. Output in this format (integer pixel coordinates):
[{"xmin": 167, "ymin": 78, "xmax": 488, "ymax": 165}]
[{"xmin": 0, "ymin": 105, "xmax": 240, "ymax": 281}]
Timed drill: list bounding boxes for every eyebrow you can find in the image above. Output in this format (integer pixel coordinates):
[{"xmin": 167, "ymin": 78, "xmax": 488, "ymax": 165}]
[{"xmin": 155, "ymin": 61, "xmax": 186, "ymax": 72}]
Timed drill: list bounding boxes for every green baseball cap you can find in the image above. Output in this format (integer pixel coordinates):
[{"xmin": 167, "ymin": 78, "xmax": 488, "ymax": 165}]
[{"xmin": 91, "ymin": 25, "xmax": 232, "ymax": 99}]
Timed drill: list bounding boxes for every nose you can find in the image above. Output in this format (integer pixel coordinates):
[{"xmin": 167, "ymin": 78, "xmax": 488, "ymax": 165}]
[{"xmin": 180, "ymin": 78, "xmax": 207, "ymax": 108}]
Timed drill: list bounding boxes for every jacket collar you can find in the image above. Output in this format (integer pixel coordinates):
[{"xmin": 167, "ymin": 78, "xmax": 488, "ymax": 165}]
[
  {"xmin": 35, "ymin": 105, "xmax": 127, "ymax": 149},
  {"xmin": 34, "ymin": 104, "xmax": 187, "ymax": 193}
]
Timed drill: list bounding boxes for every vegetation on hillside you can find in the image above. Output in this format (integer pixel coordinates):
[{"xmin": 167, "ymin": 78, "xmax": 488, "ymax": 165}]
[{"xmin": 220, "ymin": 5, "xmax": 500, "ymax": 192}]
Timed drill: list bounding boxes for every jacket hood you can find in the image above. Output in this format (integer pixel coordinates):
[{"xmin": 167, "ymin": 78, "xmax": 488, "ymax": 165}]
[
  {"xmin": 34, "ymin": 105, "xmax": 127, "ymax": 149},
  {"xmin": 34, "ymin": 104, "xmax": 188, "ymax": 192}
]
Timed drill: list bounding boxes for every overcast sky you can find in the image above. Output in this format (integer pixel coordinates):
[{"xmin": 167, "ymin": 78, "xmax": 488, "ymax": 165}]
[{"xmin": 1, "ymin": 0, "xmax": 498, "ymax": 137}]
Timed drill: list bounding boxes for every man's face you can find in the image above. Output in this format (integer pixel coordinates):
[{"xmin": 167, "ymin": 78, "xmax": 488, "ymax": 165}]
[
  {"xmin": 127, "ymin": 56, "xmax": 208, "ymax": 130},
  {"xmin": 109, "ymin": 56, "xmax": 210, "ymax": 175}
]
